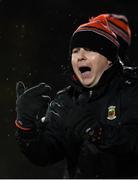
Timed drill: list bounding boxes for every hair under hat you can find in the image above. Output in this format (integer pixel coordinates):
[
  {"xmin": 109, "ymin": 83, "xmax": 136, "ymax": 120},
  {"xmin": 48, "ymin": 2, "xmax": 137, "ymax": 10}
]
[{"xmin": 70, "ymin": 16, "xmax": 119, "ymax": 62}]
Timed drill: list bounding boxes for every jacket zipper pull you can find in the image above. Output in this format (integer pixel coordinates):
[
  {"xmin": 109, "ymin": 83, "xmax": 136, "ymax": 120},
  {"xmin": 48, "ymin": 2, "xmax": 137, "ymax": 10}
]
[{"xmin": 89, "ymin": 90, "xmax": 93, "ymax": 98}]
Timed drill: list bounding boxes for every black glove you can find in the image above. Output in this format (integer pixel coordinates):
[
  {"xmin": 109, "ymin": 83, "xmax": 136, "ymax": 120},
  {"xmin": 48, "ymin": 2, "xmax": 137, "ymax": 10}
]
[
  {"xmin": 45, "ymin": 92, "xmax": 74, "ymax": 122},
  {"xmin": 15, "ymin": 81, "xmax": 51, "ymax": 130}
]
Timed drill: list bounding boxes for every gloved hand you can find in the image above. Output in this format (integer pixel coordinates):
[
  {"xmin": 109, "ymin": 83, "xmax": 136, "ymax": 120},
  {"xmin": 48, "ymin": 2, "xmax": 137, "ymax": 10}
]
[{"xmin": 15, "ymin": 81, "xmax": 51, "ymax": 131}]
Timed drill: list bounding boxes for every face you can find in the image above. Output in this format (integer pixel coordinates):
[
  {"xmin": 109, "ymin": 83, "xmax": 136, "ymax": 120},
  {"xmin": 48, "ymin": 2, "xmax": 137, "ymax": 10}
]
[{"xmin": 71, "ymin": 48, "xmax": 112, "ymax": 88}]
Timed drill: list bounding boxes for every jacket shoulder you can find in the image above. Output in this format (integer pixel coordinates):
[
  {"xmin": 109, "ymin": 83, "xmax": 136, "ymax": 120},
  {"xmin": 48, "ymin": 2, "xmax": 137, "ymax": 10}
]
[
  {"xmin": 122, "ymin": 66, "xmax": 138, "ymax": 88},
  {"xmin": 123, "ymin": 66, "xmax": 138, "ymax": 80}
]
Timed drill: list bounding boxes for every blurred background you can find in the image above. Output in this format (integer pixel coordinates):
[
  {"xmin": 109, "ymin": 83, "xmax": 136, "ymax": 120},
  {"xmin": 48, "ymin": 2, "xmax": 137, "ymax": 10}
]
[{"xmin": 0, "ymin": 0, "xmax": 138, "ymax": 178}]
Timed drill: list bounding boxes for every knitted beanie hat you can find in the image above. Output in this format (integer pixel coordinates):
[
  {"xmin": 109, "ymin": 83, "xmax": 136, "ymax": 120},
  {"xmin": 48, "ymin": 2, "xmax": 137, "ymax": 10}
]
[
  {"xmin": 92, "ymin": 13, "xmax": 131, "ymax": 60},
  {"xmin": 70, "ymin": 16, "xmax": 119, "ymax": 62}
]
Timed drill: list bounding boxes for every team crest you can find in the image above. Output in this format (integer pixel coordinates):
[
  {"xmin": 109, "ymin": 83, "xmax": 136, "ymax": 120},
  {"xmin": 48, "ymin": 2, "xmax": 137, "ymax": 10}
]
[{"xmin": 107, "ymin": 106, "xmax": 116, "ymax": 120}]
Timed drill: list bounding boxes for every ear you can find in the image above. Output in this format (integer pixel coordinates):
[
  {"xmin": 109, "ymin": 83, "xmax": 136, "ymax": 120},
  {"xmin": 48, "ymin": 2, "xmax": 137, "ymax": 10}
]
[{"xmin": 108, "ymin": 60, "xmax": 112, "ymax": 67}]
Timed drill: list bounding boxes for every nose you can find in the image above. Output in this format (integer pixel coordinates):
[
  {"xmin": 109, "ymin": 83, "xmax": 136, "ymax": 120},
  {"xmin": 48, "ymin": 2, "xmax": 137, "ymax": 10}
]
[{"xmin": 78, "ymin": 48, "xmax": 87, "ymax": 61}]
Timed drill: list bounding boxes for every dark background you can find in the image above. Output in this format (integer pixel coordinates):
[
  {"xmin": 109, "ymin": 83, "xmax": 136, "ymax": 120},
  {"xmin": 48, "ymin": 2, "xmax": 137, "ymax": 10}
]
[{"xmin": 0, "ymin": 0, "xmax": 138, "ymax": 178}]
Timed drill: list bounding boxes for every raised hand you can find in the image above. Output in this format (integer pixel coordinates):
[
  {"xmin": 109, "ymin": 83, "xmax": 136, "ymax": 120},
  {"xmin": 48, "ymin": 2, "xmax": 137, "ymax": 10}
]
[{"xmin": 15, "ymin": 81, "xmax": 51, "ymax": 130}]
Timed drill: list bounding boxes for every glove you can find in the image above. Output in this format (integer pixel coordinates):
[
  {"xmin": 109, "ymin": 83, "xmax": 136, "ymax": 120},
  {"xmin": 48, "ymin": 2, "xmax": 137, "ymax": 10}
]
[
  {"xmin": 45, "ymin": 92, "xmax": 74, "ymax": 121},
  {"xmin": 15, "ymin": 81, "xmax": 51, "ymax": 131}
]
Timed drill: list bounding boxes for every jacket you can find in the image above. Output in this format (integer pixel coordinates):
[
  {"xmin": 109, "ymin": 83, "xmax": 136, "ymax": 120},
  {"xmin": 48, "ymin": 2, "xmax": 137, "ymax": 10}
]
[{"xmin": 16, "ymin": 62, "xmax": 138, "ymax": 178}]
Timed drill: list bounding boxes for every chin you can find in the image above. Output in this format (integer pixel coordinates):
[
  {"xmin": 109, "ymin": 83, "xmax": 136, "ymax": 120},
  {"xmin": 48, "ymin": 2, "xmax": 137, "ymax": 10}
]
[
  {"xmin": 82, "ymin": 82, "xmax": 93, "ymax": 88},
  {"xmin": 82, "ymin": 81, "xmax": 98, "ymax": 88},
  {"xmin": 81, "ymin": 80, "xmax": 93, "ymax": 87}
]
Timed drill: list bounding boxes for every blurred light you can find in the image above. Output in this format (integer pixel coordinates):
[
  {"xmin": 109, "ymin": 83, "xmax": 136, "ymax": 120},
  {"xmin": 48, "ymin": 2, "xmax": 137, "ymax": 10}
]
[
  {"xmin": 18, "ymin": 52, "xmax": 22, "ymax": 56},
  {"xmin": 20, "ymin": 34, "xmax": 24, "ymax": 38}
]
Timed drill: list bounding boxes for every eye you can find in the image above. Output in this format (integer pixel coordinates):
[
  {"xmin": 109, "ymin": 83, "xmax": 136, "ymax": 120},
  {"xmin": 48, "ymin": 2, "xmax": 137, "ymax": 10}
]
[
  {"xmin": 84, "ymin": 48, "xmax": 93, "ymax": 52},
  {"xmin": 72, "ymin": 48, "xmax": 80, "ymax": 54}
]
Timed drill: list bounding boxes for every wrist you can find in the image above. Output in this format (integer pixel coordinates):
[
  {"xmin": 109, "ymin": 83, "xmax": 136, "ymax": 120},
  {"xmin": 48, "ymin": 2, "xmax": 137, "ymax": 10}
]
[{"xmin": 15, "ymin": 119, "xmax": 33, "ymax": 131}]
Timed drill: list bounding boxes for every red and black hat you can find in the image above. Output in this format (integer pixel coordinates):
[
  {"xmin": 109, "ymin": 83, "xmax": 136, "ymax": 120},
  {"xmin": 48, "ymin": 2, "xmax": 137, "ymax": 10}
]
[
  {"xmin": 92, "ymin": 13, "xmax": 131, "ymax": 61},
  {"xmin": 70, "ymin": 16, "xmax": 119, "ymax": 62}
]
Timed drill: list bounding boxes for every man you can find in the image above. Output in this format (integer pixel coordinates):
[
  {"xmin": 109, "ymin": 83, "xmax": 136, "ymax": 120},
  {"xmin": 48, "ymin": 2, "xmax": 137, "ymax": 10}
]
[{"xmin": 15, "ymin": 16, "xmax": 138, "ymax": 178}]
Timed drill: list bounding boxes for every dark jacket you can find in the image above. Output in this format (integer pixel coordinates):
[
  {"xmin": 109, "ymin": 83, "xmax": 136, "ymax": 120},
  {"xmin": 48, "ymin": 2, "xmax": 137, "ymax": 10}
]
[{"xmin": 16, "ymin": 62, "xmax": 138, "ymax": 178}]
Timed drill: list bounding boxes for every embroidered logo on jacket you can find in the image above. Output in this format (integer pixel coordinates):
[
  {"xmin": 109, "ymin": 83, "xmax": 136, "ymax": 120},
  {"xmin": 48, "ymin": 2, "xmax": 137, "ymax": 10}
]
[{"xmin": 107, "ymin": 106, "xmax": 116, "ymax": 120}]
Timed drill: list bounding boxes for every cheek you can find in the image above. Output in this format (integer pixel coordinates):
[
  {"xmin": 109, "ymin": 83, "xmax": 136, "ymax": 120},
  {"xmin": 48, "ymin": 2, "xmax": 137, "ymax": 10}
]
[
  {"xmin": 93, "ymin": 60, "xmax": 109, "ymax": 75},
  {"xmin": 98, "ymin": 62, "xmax": 110, "ymax": 74},
  {"xmin": 71, "ymin": 58, "xmax": 77, "ymax": 70}
]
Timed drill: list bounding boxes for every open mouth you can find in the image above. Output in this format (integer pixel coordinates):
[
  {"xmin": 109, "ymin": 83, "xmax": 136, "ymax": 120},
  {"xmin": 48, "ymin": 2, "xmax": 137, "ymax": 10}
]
[{"xmin": 79, "ymin": 66, "xmax": 91, "ymax": 73}]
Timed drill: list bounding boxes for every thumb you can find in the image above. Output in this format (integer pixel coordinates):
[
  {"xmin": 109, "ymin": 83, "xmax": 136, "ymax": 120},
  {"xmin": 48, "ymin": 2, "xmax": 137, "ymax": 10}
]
[{"xmin": 16, "ymin": 81, "xmax": 26, "ymax": 98}]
